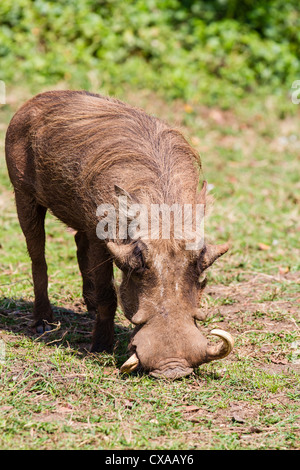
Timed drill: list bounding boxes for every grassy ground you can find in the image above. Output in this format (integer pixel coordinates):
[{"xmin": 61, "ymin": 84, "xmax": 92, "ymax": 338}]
[{"xmin": 0, "ymin": 86, "xmax": 299, "ymax": 450}]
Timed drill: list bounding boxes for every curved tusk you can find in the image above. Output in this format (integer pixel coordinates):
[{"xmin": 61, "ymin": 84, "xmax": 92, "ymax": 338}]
[
  {"xmin": 205, "ymin": 328, "xmax": 234, "ymax": 363},
  {"xmin": 120, "ymin": 353, "xmax": 139, "ymax": 373},
  {"xmin": 210, "ymin": 329, "xmax": 234, "ymax": 356}
]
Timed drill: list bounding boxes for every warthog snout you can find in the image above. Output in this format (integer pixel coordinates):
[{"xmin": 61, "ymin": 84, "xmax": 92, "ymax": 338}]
[
  {"xmin": 149, "ymin": 360, "xmax": 194, "ymax": 380},
  {"xmin": 121, "ymin": 329, "xmax": 234, "ymax": 380}
]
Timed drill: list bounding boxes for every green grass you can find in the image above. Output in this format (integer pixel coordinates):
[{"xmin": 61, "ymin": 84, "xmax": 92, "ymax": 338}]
[{"xmin": 0, "ymin": 86, "xmax": 299, "ymax": 450}]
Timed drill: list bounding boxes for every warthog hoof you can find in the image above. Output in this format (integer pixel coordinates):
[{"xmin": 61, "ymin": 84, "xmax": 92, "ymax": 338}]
[{"xmin": 35, "ymin": 322, "xmax": 53, "ymax": 334}]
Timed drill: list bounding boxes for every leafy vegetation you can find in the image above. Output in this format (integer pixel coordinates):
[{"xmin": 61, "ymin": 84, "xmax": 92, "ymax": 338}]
[{"xmin": 1, "ymin": 0, "xmax": 300, "ymax": 106}]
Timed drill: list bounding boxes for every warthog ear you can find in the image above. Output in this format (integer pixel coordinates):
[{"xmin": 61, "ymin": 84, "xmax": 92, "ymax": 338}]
[
  {"xmin": 199, "ymin": 180, "xmax": 207, "ymax": 205},
  {"xmin": 114, "ymin": 184, "xmax": 139, "ymax": 221},
  {"xmin": 114, "ymin": 184, "xmax": 134, "ymax": 202},
  {"xmin": 198, "ymin": 242, "xmax": 230, "ymax": 271}
]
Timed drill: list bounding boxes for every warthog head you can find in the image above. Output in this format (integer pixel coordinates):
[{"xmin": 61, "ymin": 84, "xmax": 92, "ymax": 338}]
[{"xmin": 106, "ymin": 183, "xmax": 234, "ymax": 380}]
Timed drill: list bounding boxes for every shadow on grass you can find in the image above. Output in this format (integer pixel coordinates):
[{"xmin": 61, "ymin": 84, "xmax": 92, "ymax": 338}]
[{"xmin": 0, "ymin": 297, "xmax": 132, "ymax": 367}]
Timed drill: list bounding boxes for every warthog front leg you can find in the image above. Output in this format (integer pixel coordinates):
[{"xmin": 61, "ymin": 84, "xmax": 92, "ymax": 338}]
[
  {"xmin": 75, "ymin": 231, "xmax": 96, "ymax": 312},
  {"xmin": 85, "ymin": 240, "xmax": 117, "ymax": 353}
]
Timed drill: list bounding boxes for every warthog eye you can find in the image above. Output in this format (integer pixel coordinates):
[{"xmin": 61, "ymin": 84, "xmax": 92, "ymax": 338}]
[
  {"xmin": 132, "ymin": 245, "xmax": 146, "ymax": 270},
  {"xmin": 107, "ymin": 239, "xmax": 148, "ymax": 274},
  {"xmin": 122, "ymin": 242, "xmax": 149, "ymax": 278}
]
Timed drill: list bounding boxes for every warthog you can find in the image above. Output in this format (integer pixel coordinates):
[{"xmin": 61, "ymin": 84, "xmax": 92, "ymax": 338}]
[{"xmin": 5, "ymin": 90, "xmax": 233, "ymax": 379}]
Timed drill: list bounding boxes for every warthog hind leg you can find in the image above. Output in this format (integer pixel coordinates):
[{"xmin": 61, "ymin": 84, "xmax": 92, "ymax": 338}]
[{"xmin": 15, "ymin": 191, "xmax": 53, "ymax": 333}]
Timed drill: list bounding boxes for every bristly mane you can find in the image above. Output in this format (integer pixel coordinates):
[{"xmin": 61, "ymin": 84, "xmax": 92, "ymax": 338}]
[
  {"xmin": 29, "ymin": 90, "xmax": 203, "ymax": 247},
  {"xmin": 32, "ymin": 91, "xmax": 201, "ymax": 206}
]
